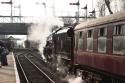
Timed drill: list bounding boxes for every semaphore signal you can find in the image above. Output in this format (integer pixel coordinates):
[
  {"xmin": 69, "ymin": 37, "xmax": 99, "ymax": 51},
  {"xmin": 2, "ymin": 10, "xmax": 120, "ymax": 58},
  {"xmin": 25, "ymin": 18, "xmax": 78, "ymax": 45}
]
[
  {"xmin": 69, "ymin": 0, "xmax": 80, "ymax": 23},
  {"xmin": 69, "ymin": 1, "xmax": 80, "ymax": 5}
]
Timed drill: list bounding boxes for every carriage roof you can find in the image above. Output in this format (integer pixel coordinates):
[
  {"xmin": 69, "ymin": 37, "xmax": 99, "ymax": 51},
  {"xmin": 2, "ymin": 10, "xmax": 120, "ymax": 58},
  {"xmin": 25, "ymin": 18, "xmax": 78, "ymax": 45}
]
[{"xmin": 75, "ymin": 11, "xmax": 125, "ymax": 30}]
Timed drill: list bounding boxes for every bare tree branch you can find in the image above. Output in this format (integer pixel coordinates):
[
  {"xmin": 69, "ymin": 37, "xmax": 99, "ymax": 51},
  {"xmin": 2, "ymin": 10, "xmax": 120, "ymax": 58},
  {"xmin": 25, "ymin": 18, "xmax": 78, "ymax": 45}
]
[
  {"xmin": 61, "ymin": 18, "xmax": 74, "ymax": 26},
  {"xmin": 97, "ymin": 0, "xmax": 106, "ymax": 16},
  {"xmin": 104, "ymin": 0, "xmax": 113, "ymax": 14}
]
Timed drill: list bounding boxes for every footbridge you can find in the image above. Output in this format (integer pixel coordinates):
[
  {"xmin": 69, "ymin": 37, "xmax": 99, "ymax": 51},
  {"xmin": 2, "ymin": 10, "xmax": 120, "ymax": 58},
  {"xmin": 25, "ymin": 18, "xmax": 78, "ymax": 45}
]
[
  {"xmin": 0, "ymin": 16, "xmax": 33, "ymax": 35},
  {"xmin": 0, "ymin": 23, "xmax": 32, "ymax": 35}
]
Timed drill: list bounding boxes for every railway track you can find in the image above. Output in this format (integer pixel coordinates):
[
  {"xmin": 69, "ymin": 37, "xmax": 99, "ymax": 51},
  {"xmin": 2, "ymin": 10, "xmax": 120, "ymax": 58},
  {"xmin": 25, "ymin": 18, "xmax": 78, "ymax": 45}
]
[
  {"xmin": 14, "ymin": 50, "xmax": 55, "ymax": 83},
  {"xmin": 26, "ymin": 52, "xmax": 57, "ymax": 80}
]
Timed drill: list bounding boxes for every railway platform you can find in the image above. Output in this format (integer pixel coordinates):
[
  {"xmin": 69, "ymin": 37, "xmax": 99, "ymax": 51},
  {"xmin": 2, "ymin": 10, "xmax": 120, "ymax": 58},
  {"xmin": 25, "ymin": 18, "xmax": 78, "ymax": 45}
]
[{"xmin": 0, "ymin": 52, "xmax": 20, "ymax": 83}]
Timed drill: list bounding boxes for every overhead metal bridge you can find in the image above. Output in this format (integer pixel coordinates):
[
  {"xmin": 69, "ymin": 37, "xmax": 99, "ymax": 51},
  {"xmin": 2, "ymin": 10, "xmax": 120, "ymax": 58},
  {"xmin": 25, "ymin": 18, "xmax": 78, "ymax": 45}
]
[{"xmin": 0, "ymin": 23, "xmax": 32, "ymax": 35}]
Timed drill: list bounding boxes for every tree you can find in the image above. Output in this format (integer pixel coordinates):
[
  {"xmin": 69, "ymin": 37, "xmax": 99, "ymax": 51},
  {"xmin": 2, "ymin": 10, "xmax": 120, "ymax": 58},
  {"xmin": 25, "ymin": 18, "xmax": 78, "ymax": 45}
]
[
  {"xmin": 61, "ymin": 18, "xmax": 74, "ymax": 26},
  {"xmin": 104, "ymin": 0, "xmax": 113, "ymax": 14},
  {"xmin": 97, "ymin": 0, "xmax": 106, "ymax": 16}
]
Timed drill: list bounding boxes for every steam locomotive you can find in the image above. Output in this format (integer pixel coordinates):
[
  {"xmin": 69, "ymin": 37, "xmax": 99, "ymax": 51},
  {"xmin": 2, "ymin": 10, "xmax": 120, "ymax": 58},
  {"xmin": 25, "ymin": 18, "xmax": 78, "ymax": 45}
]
[{"xmin": 44, "ymin": 11, "xmax": 125, "ymax": 83}]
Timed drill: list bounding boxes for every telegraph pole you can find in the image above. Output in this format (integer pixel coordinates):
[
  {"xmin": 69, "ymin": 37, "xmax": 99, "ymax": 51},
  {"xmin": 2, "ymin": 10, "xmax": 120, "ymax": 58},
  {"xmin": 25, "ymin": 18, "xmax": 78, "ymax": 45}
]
[
  {"xmin": 1, "ymin": 0, "xmax": 13, "ymax": 23},
  {"xmin": 14, "ymin": 4, "xmax": 21, "ymax": 23},
  {"xmin": 77, "ymin": 0, "xmax": 80, "ymax": 23},
  {"xmin": 11, "ymin": 0, "xmax": 13, "ymax": 23},
  {"xmin": 19, "ymin": 4, "xmax": 21, "ymax": 23}
]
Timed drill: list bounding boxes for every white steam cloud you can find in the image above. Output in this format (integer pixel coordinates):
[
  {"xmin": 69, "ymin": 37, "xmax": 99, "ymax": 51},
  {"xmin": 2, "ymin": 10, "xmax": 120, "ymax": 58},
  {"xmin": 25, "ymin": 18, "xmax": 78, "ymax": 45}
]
[
  {"xmin": 28, "ymin": 16, "xmax": 63, "ymax": 59},
  {"xmin": 68, "ymin": 77, "xmax": 85, "ymax": 83}
]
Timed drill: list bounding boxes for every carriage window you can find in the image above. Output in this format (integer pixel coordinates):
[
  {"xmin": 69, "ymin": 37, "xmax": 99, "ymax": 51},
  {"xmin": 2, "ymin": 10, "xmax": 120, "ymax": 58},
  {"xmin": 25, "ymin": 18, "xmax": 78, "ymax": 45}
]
[
  {"xmin": 58, "ymin": 36, "xmax": 60, "ymax": 40},
  {"xmin": 113, "ymin": 24, "xmax": 125, "ymax": 54},
  {"xmin": 114, "ymin": 25, "xmax": 122, "ymax": 35},
  {"xmin": 98, "ymin": 28, "xmax": 107, "ymax": 36},
  {"xmin": 98, "ymin": 28, "xmax": 107, "ymax": 53},
  {"xmin": 87, "ymin": 30, "xmax": 93, "ymax": 51},
  {"xmin": 123, "ymin": 25, "xmax": 125, "ymax": 34},
  {"xmin": 78, "ymin": 31, "xmax": 84, "ymax": 50},
  {"xmin": 79, "ymin": 31, "xmax": 83, "ymax": 38},
  {"xmin": 88, "ymin": 30, "xmax": 93, "ymax": 37}
]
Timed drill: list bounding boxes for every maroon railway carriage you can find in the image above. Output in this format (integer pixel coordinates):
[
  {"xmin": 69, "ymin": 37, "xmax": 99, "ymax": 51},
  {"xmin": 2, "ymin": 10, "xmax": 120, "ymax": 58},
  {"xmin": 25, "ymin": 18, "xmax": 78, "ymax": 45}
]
[{"xmin": 73, "ymin": 11, "xmax": 125, "ymax": 83}]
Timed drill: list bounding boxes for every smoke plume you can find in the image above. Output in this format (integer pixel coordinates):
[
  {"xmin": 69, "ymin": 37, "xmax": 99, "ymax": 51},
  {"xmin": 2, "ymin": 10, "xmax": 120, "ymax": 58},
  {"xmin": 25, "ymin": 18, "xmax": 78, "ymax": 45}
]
[{"xmin": 28, "ymin": 16, "xmax": 63, "ymax": 59}]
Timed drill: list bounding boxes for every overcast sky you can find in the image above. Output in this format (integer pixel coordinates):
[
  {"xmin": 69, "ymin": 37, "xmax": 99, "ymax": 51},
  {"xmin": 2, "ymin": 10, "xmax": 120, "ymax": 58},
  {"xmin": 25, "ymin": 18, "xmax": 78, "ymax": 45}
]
[
  {"xmin": 0, "ymin": 0, "xmax": 124, "ymax": 44},
  {"xmin": 0, "ymin": 0, "xmax": 96, "ymax": 17}
]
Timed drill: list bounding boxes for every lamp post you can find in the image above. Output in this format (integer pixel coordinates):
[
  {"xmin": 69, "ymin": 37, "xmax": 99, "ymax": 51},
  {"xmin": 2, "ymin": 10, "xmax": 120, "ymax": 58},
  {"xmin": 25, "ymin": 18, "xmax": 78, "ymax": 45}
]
[{"xmin": 1, "ymin": 0, "xmax": 13, "ymax": 23}]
